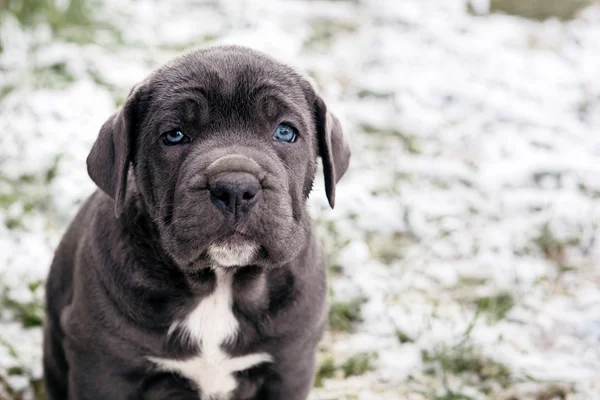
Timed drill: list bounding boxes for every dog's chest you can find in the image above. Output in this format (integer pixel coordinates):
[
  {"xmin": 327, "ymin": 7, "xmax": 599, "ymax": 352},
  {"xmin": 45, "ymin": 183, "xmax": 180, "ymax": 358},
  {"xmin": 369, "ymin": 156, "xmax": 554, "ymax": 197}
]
[{"xmin": 150, "ymin": 269, "xmax": 271, "ymax": 400}]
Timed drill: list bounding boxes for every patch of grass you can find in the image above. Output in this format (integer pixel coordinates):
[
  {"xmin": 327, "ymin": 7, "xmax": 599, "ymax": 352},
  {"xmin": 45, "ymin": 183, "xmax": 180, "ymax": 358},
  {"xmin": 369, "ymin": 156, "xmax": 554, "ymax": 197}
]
[
  {"xmin": 459, "ymin": 276, "xmax": 487, "ymax": 286},
  {"xmin": 0, "ymin": 192, "xmax": 32, "ymax": 208},
  {"xmin": 422, "ymin": 343, "xmax": 512, "ymax": 392},
  {"xmin": 328, "ymin": 298, "xmax": 364, "ymax": 332},
  {"xmin": 1, "ymin": 281, "xmax": 45, "ymax": 328},
  {"xmin": 303, "ymin": 18, "xmax": 358, "ymax": 49},
  {"xmin": 0, "ymin": 157, "xmax": 64, "ymax": 229},
  {"xmin": 534, "ymin": 223, "xmax": 561, "ymax": 259},
  {"xmin": 314, "ymin": 352, "xmax": 376, "ymax": 387},
  {"xmin": 536, "ymin": 384, "xmax": 568, "ymax": 400},
  {"xmin": 435, "ymin": 393, "xmax": 474, "ymax": 400},
  {"xmin": 395, "ymin": 328, "xmax": 414, "ymax": 344},
  {"xmin": 0, "ymin": 85, "xmax": 15, "ymax": 99},
  {"xmin": 475, "ymin": 292, "xmax": 515, "ymax": 321},
  {"xmin": 357, "ymin": 89, "xmax": 395, "ymax": 100},
  {"xmin": 489, "ymin": 0, "xmax": 593, "ymax": 21},
  {"xmin": 2, "ymin": 297, "xmax": 45, "ymax": 328},
  {"xmin": 0, "ymin": 334, "xmax": 46, "ymax": 399},
  {"xmin": 340, "ymin": 352, "xmax": 377, "ymax": 377},
  {"xmin": 0, "ymin": 190, "xmax": 37, "ymax": 230},
  {"xmin": 18, "ymin": 174, "xmax": 36, "ymax": 184},
  {"xmin": 5, "ymin": 217, "xmax": 23, "ymax": 230},
  {"xmin": 315, "ymin": 218, "xmax": 351, "ymax": 267},
  {"xmin": 1, "ymin": 0, "xmax": 123, "ymax": 46},
  {"xmin": 359, "ymin": 123, "xmax": 421, "ymax": 154},
  {"xmin": 0, "ymin": 0, "xmax": 91, "ymax": 30},
  {"xmin": 34, "ymin": 62, "xmax": 76, "ymax": 89},
  {"xmin": 327, "ymin": 263, "xmax": 344, "ymax": 277},
  {"xmin": 314, "ymin": 356, "xmax": 336, "ymax": 387},
  {"xmin": 533, "ymin": 222, "xmax": 580, "ymax": 268},
  {"xmin": 45, "ymin": 154, "xmax": 62, "ymax": 183},
  {"xmin": 578, "ymin": 182, "xmax": 600, "ymax": 199},
  {"xmin": 0, "ymin": 336, "xmax": 19, "ymax": 359},
  {"xmin": 368, "ymin": 231, "xmax": 417, "ymax": 265}
]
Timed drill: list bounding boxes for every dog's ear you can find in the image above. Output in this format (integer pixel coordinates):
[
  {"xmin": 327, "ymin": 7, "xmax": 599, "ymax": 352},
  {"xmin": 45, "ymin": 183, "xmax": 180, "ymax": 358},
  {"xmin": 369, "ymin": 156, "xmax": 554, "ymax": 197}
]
[
  {"xmin": 314, "ymin": 95, "xmax": 351, "ymax": 209},
  {"xmin": 86, "ymin": 83, "xmax": 145, "ymax": 217}
]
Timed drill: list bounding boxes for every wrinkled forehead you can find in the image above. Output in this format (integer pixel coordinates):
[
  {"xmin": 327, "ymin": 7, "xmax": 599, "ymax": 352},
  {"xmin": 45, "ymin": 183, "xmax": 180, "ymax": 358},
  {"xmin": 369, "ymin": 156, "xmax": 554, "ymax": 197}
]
[{"xmin": 144, "ymin": 49, "xmax": 313, "ymax": 127}]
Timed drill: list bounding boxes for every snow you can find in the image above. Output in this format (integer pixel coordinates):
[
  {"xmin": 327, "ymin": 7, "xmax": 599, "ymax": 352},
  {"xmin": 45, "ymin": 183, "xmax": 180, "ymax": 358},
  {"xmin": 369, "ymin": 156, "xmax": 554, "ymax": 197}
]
[{"xmin": 1, "ymin": 0, "xmax": 600, "ymax": 399}]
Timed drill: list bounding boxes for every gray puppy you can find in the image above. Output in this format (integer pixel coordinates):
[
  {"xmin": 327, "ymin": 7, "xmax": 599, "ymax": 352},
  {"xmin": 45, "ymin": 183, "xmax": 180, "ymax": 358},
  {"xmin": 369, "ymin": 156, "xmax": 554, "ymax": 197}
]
[{"xmin": 43, "ymin": 45, "xmax": 350, "ymax": 400}]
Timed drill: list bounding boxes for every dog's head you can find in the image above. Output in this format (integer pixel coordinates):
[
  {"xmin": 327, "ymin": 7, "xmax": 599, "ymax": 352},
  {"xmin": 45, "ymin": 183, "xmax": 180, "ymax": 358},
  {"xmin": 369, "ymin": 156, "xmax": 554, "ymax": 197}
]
[{"xmin": 86, "ymin": 46, "xmax": 350, "ymax": 270}]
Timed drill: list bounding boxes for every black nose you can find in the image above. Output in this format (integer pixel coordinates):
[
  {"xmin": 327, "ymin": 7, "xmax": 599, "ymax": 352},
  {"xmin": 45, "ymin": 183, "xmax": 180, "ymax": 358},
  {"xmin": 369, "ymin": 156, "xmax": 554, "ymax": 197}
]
[{"xmin": 209, "ymin": 172, "xmax": 262, "ymax": 216}]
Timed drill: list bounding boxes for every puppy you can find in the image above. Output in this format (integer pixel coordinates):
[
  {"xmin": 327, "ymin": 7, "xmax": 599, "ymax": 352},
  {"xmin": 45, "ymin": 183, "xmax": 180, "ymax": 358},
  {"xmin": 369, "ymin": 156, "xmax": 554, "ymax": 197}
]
[{"xmin": 43, "ymin": 45, "xmax": 350, "ymax": 400}]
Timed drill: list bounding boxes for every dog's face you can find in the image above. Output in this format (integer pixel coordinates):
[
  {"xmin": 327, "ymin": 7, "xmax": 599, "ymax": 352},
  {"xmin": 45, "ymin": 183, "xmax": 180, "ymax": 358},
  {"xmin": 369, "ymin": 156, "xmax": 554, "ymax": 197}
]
[{"xmin": 86, "ymin": 46, "xmax": 350, "ymax": 270}]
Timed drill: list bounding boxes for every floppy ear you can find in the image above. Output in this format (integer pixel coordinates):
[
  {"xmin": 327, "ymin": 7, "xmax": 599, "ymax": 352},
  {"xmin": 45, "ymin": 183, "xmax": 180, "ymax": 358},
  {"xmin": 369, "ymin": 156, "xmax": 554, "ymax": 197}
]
[
  {"xmin": 86, "ymin": 85, "xmax": 143, "ymax": 217},
  {"xmin": 315, "ymin": 96, "xmax": 351, "ymax": 209}
]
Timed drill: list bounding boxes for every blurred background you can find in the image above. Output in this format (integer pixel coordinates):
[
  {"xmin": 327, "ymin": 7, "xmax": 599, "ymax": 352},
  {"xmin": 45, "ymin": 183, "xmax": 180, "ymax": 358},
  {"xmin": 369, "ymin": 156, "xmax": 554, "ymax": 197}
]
[{"xmin": 1, "ymin": 0, "xmax": 600, "ymax": 399}]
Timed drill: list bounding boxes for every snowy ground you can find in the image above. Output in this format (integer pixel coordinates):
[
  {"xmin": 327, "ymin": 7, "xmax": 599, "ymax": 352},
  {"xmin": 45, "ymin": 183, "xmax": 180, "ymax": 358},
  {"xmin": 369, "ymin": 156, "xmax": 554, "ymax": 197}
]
[{"xmin": 1, "ymin": 0, "xmax": 600, "ymax": 399}]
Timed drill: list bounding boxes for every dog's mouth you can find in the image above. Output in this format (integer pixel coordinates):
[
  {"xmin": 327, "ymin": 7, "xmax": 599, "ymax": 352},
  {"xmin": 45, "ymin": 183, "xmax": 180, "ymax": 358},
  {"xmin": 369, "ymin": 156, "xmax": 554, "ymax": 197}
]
[{"xmin": 207, "ymin": 233, "xmax": 260, "ymax": 267}]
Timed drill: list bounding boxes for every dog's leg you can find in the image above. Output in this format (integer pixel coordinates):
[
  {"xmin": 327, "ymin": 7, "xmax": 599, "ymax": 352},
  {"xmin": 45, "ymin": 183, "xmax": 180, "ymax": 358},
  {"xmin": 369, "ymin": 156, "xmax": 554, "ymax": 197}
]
[
  {"xmin": 138, "ymin": 373, "xmax": 199, "ymax": 400},
  {"xmin": 257, "ymin": 336, "xmax": 320, "ymax": 400},
  {"xmin": 258, "ymin": 362, "xmax": 316, "ymax": 400},
  {"xmin": 63, "ymin": 349, "xmax": 142, "ymax": 400},
  {"xmin": 43, "ymin": 322, "xmax": 69, "ymax": 400}
]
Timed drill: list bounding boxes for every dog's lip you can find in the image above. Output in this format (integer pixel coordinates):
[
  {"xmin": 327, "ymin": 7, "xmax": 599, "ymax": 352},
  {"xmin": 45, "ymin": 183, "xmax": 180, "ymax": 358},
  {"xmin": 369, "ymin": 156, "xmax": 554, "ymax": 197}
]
[
  {"xmin": 185, "ymin": 232, "xmax": 256, "ymax": 267},
  {"xmin": 218, "ymin": 231, "xmax": 252, "ymax": 245}
]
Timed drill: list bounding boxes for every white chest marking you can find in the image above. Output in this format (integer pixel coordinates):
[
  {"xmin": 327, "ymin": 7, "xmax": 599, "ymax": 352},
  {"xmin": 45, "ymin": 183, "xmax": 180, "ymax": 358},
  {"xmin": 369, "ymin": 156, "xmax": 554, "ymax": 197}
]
[{"xmin": 150, "ymin": 269, "xmax": 272, "ymax": 399}]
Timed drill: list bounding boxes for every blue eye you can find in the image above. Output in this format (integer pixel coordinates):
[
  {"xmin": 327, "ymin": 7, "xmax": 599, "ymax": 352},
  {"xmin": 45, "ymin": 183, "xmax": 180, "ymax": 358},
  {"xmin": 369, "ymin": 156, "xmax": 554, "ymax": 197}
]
[
  {"xmin": 274, "ymin": 123, "xmax": 297, "ymax": 143},
  {"xmin": 163, "ymin": 129, "xmax": 189, "ymax": 145}
]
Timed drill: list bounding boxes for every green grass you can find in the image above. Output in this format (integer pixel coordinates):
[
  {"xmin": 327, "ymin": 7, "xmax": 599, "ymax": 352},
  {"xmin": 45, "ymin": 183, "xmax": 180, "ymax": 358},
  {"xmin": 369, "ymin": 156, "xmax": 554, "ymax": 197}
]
[
  {"xmin": 1, "ymin": 280, "xmax": 45, "ymax": 328},
  {"xmin": 0, "ymin": 153, "xmax": 64, "ymax": 230},
  {"xmin": 532, "ymin": 222, "xmax": 582, "ymax": 267},
  {"xmin": 422, "ymin": 342, "xmax": 512, "ymax": 396},
  {"xmin": 0, "ymin": 0, "xmax": 124, "ymax": 47},
  {"xmin": 459, "ymin": 277, "xmax": 488, "ymax": 287},
  {"xmin": 340, "ymin": 352, "xmax": 377, "ymax": 377},
  {"xmin": 367, "ymin": 231, "xmax": 417, "ymax": 265},
  {"xmin": 2, "ymin": 297, "xmax": 44, "ymax": 328},
  {"xmin": 0, "ymin": 0, "xmax": 90, "ymax": 30},
  {"xmin": 0, "ymin": 85, "xmax": 15, "ymax": 99},
  {"xmin": 44, "ymin": 155, "xmax": 62, "ymax": 184},
  {"xmin": 314, "ymin": 356, "xmax": 336, "ymax": 387},
  {"xmin": 474, "ymin": 292, "xmax": 515, "ymax": 321},
  {"xmin": 357, "ymin": 89, "xmax": 395, "ymax": 100},
  {"xmin": 488, "ymin": 0, "xmax": 593, "ymax": 21},
  {"xmin": 435, "ymin": 393, "xmax": 475, "ymax": 400},
  {"xmin": 0, "ymin": 283, "xmax": 46, "ymax": 398},
  {"xmin": 359, "ymin": 123, "xmax": 421, "ymax": 155},
  {"xmin": 535, "ymin": 385, "xmax": 568, "ymax": 400},
  {"xmin": 395, "ymin": 328, "xmax": 414, "ymax": 344},
  {"xmin": 33, "ymin": 62, "xmax": 76, "ymax": 90},
  {"xmin": 0, "ymin": 173, "xmax": 52, "ymax": 230},
  {"xmin": 303, "ymin": 18, "xmax": 358, "ymax": 49},
  {"xmin": 0, "ymin": 336, "xmax": 46, "ymax": 399},
  {"xmin": 328, "ymin": 298, "xmax": 364, "ymax": 332},
  {"xmin": 314, "ymin": 352, "xmax": 377, "ymax": 388},
  {"xmin": 534, "ymin": 223, "xmax": 564, "ymax": 262}
]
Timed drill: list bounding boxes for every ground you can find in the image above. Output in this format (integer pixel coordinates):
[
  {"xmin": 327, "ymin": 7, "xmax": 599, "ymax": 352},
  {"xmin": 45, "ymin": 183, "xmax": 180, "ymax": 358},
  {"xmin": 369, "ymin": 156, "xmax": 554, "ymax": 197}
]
[{"xmin": 1, "ymin": 0, "xmax": 600, "ymax": 399}]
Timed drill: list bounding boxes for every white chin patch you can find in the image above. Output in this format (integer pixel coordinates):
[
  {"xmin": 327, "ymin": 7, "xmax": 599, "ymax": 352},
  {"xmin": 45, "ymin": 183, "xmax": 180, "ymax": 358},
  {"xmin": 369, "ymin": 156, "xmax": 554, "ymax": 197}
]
[{"xmin": 208, "ymin": 241, "xmax": 259, "ymax": 267}]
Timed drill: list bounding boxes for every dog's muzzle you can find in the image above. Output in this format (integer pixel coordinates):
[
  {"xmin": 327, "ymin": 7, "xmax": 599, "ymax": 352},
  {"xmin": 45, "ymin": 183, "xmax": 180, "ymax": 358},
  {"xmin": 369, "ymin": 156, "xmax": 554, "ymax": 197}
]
[{"xmin": 206, "ymin": 154, "xmax": 266, "ymax": 218}]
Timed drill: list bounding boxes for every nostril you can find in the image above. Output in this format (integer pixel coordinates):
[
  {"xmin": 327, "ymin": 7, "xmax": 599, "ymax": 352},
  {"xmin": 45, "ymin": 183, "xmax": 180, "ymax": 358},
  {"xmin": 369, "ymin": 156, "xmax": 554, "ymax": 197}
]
[
  {"xmin": 209, "ymin": 172, "xmax": 261, "ymax": 215},
  {"xmin": 216, "ymin": 191, "xmax": 230, "ymax": 203},
  {"xmin": 242, "ymin": 191, "xmax": 255, "ymax": 201},
  {"xmin": 211, "ymin": 186, "xmax": 230, "ymax": 202}
]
